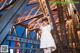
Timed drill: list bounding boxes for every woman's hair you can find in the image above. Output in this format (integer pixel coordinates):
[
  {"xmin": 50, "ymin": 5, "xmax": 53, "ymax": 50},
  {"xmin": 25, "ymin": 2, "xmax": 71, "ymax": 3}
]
[
  {"xmin": 42, "ymin": 18, "xmax": 48, "ymax": 22},
  {"xmin": 35, "ymin": 28, "xmax": 41, "ymax": 33},
  {"xmin": 42, "ymin": 18, "xmax": 49, "ymax": 24},
  {"xmin": 74, "ymin": 10, "xmax": 77, "ymax": 14}
]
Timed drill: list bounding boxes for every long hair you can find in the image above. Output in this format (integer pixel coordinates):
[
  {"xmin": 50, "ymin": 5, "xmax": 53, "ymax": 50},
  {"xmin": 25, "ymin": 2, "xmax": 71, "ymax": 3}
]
[{"xmin": 42, "ymin": 18, "xmax": 49, "ymax": 24}]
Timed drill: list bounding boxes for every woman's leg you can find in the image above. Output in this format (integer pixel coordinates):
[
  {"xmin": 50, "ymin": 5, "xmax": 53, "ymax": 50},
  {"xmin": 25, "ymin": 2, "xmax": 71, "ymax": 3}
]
[{"xmin": 44, "ymin": 48, "xmax": 51, "ymax": 53}]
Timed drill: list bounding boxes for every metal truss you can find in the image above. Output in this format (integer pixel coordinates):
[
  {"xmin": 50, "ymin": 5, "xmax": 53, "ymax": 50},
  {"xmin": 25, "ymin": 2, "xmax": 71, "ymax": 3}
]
[{"xmin": 0, "ymin": 0, "xmax": 80, "ymax": 53}]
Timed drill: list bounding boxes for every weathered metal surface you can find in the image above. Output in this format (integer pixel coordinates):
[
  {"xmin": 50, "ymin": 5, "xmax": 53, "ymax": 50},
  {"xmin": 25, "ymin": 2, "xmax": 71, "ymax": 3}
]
[
  {"xmin": 0, "ymin": 0, "xmax": 80, "ymax": 53},
  {"xmin": 8, "ymin": 36, "xmax": 40, "ymax": 44},
  {"xmin": 0, "ymin": 0, "xmax": 28, "ymax": 44}
]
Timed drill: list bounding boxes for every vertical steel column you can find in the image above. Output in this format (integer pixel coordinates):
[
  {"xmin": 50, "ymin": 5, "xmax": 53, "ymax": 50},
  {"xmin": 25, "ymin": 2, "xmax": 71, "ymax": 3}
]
[
  {"xmin": 57, "ymin": 0, "xmax": 69, "ymax": 50},
  {"xmin": 57, "ymin": 4, "xmax": 69, "ymax": 53}
]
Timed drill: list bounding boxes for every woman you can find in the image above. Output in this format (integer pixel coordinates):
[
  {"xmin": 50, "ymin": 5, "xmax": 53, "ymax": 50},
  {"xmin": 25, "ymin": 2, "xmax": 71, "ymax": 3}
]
[
  {"xmin": 28, "ymin": 18, "xmax": 56, "ymax": 53},
  {"xmin": 40, "ymin": 18, "xmax": 56, "ymax": 53}
]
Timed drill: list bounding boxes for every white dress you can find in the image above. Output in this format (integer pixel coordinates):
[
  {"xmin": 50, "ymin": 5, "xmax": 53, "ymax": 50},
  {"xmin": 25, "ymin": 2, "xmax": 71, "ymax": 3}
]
[
  {"xmin": 10, "ymin": 49, "xmax": 13, "ymax": 53},
  {"xmin": 40, "ymin": 24, "xmax": 56, "ymax": 51}
]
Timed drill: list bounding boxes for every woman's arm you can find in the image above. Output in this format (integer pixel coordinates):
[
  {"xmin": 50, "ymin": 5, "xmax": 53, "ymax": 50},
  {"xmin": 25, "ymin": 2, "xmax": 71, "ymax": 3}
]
[
  {"xmin": 28, "ymin": 22, "xmax": 41, "ymax": 31},
  {"xmin": 47, "ymin": 16, "xmax": 52, "ymax": 25}
]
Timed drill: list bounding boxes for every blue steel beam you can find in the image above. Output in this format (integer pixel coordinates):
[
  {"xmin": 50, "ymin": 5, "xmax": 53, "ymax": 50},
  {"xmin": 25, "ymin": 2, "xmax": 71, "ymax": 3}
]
[
  {"xmin": 0, "ymin": 0, "xmax": 28, "ymax": 44},
  {"xmin": 7, "ymin": 36, "xmax": 40, "ymax": 44}
]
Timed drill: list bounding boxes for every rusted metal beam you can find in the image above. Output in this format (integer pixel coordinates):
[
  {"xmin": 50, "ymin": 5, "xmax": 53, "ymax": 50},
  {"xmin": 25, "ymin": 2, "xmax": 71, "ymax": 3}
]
[
  {"xmin": 0, "ymin": 0, "xmax": 4, "ymax": 2},
  {"xmin": 18, "ymin": 23, "xmax": 27, "ymax": 28},
  {"xmin": 15, "ymin": 5, "xmax": 57, "ymax": 25},
  {"xmin": 15, "ymin": 13, "xmax": 43, "ymax": 25},
  {"xmin": 57, "ymin": 3, "xmax": 69, "ymax": 47}
]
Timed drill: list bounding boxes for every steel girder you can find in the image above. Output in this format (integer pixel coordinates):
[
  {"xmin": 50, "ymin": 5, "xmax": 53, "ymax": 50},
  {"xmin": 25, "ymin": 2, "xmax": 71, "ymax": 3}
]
[{"xmin": 0, "ymin": 0, "xmax": 80, "ymax": 53}]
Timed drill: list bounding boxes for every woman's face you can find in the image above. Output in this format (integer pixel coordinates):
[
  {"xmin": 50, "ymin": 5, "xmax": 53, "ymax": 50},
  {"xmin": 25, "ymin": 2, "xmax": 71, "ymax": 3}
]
[{"xmin": 43, "ymin": 20, "xmax": 48, "ymax": 26}]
